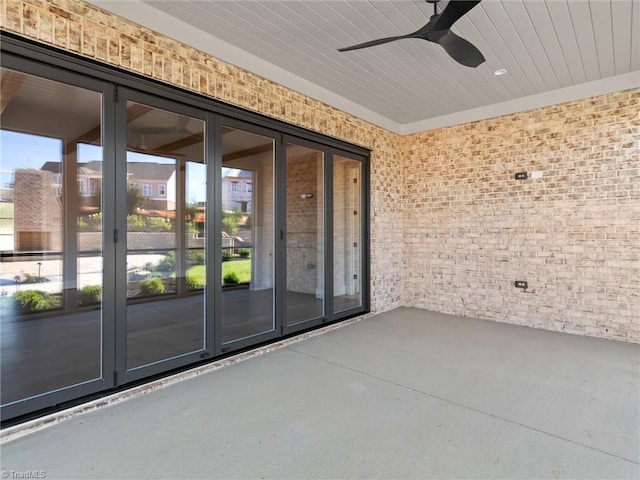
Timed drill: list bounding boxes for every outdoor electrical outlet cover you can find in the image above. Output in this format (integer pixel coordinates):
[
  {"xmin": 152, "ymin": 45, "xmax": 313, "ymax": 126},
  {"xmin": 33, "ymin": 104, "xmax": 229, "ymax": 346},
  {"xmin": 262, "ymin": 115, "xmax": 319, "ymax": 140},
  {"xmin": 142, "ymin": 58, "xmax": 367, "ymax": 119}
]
[
  {"xmin": 515, "ymin": 172, "xmax": 528, "ymax": 180},
  {"xmin": 515, "ymin": 281, "xmax": 528, "ymax": 289}
]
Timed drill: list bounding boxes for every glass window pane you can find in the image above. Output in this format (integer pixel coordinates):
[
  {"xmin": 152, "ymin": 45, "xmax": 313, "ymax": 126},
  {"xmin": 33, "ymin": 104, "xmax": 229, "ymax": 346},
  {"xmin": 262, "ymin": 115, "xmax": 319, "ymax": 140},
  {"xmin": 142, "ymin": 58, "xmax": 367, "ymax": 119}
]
[
  {"xmin": 221, "ymin": 128, "xmax": 275, "ymax": 343},
  {"xmin": 0, "ymin": 68, "xmax": 103, "ymax": 405},
  {"xmin": 333, "ymin": 155, "xmax": 362, "ymax": 313},
  {"xmin": 286, "ymin": 143, "xmax": 324, "ymax": 325},
  {"xmin": 186, "ymin": 162, "xmax": 206, "ymax": 292},
  {"xmin": 125, "ymin": 102, "xmax": 206, "ymax": 369}
]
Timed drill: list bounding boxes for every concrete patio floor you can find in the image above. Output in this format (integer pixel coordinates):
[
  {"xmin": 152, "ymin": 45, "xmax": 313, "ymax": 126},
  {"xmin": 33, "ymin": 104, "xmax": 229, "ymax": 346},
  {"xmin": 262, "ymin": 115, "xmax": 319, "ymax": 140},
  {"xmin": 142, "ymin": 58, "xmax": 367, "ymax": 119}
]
[{"xmin": 1, "ymin": 308, "xmax": 638, "ymax": 479}]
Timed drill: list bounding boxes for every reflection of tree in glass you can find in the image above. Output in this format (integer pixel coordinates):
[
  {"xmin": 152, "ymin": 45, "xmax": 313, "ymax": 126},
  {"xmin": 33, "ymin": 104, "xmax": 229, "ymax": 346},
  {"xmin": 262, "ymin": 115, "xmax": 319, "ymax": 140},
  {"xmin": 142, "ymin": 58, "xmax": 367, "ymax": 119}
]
[
  {"xmin": 185, "ymin": 203, "xmax": 199, "ymax": 221},
  {"xmin": 222, "ymin": 210, "xmax": 242, "ymax": 236},
  {"xmin": 127, "ymin": 186, "xmax": 142, "ymax": 214},
  {"xmin": 185, "ymin": 203, "xmax": 199, "ymax": 234}
]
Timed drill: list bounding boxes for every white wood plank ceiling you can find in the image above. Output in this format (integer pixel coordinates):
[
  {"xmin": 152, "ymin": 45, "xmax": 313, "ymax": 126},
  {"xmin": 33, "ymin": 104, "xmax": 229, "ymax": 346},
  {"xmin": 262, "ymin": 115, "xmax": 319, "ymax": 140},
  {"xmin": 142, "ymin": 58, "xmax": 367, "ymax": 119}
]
[{"xmin": 89, "ymin": 0, "xmax": 640, "ymax": 134}]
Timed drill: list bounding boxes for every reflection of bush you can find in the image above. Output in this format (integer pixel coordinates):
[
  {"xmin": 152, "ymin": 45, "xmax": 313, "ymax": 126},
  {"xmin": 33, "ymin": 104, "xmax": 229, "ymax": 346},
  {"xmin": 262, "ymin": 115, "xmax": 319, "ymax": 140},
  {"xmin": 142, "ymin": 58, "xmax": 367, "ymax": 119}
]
[
  {"xmin": 80, "ymin": 213, "xmax": 192, "ymax": 233},
  {"xmin": 223, "ymin": 272, "xmax": 239, "ymax": 285},
  {"xmin": 186, "ymin": 273, "xmax": 204, "ymax": 290},
  {"xmin": 222, "ymin": 210, "xmax": 242, "ymax": 236},
  {"xmin": 14, "ymin": 290, "xmax": 61, "ymax": 313},
  {"xmin": 127, "ymin": 215, "xmax": 177, "ymax": 232},
  {"xmin": 147, "ymin": 217, "xmax": 172, "ymax": 231},
  {"xmin": 77, "ymin": 213, "xmax": 102, "ymax": 232},
  {"xmin": 186, "ymin": 221, "xmax": 198, "ymax": 234},
  {"xmin": 187, "ymin": 250, "xmax": 205, "ymax": 266},
  {"xmin": 127, "ymin": 278, "xmax": 175, "ymax": 298},
  {"xmin": 139, "ymin": 278, "xmax": 165, "ymax": 296},
  {"xmin": 237, "ymin": 248, "xmax": 250, "ymax": 258},
  {"xmin": 222, "ymin": 250, "xmax": 233, "ymax": 262},
  {"xmin": 78, "ymin": 285, "xmax": 101, "ymax": 304},
  {"xmin": 127, "ymin": 214, "xmax": 146, "ymax": 231}
]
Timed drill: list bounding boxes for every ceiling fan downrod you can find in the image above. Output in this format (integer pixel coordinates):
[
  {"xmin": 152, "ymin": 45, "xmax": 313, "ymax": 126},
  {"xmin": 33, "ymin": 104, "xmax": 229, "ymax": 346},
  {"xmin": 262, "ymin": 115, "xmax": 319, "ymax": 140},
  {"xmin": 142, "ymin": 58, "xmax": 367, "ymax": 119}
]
[{"xmin": 425, "ymin": 0, "xmax": 441, "ymax": 17}]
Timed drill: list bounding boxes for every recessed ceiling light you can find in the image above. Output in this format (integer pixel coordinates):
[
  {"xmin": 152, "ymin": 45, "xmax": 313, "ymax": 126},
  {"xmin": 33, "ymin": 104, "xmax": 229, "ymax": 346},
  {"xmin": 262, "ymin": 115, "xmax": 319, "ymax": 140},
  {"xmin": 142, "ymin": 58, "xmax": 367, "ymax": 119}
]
[{"xmin": 494, "ymin": 69, "xmax": 508, "ymax": 76}]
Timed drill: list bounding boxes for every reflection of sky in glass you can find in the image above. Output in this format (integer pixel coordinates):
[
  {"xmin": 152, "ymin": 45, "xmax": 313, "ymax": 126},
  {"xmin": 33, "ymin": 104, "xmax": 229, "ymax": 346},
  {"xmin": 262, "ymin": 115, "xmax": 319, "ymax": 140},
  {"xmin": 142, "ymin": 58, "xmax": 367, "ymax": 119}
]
[
  {"xmin": 78, "ymin": 143, "xmax": 101, "ymax": 164},
  {"xmin": 187, "ymin": 162, "xmax": 207, "ymax": 204},
  {"xmin": 1, "ymin": 130, "xmax": 207, "ymax": 201},
  {"xmin": 0, "ymin": 130, "xmax": 62, "ymax": 187}
]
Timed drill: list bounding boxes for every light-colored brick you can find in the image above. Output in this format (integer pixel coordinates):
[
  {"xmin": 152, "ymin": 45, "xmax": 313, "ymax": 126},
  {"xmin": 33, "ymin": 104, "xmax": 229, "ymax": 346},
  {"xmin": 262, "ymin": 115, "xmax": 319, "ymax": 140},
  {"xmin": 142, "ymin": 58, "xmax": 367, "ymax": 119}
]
[{"xmin": 404, "ymin": 93, "xmax": 639, "ymax": 343}]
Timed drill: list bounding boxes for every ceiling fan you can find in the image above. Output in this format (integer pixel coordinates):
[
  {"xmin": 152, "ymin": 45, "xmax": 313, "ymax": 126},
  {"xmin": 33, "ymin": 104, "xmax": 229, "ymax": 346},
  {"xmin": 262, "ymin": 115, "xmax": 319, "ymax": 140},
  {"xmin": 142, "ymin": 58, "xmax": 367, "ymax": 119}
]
[
  {"xmin": 338, "ymin": 0, "xmax": 485, "ymax": 68},
  {"xmin": 129, "ymin": 116, "xmax": 191, "ymax": 152}
]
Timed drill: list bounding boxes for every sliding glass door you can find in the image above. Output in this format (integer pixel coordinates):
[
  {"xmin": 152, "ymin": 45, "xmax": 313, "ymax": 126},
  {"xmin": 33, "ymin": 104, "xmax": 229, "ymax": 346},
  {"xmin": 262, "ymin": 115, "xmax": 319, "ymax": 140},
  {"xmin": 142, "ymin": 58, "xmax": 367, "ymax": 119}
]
[{"xmin": 116, "ymin": 90, "xmax": 211, "ymax": 382}]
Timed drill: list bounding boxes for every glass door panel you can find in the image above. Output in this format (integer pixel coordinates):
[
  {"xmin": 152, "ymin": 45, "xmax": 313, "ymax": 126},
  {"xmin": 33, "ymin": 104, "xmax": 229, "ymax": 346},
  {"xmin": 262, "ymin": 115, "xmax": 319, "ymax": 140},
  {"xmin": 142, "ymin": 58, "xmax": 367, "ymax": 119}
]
[
  {"xmin": 285, "ymin": 143, "xmax": 324, "ymax": 326},
  {"xmin": 124, "ymin": 101, "xmax": 206, "ymax": 370},
  {"xmin": 220, "ymin": 127, "xmax": 275, "ymax": 344},
  {"xmin": 0, "ymin": 68, "xmax": 104, "ymax": 406},
  {"xmin": 333, "ymin": 155, "xmax": 363, "ymax": 312},
  {"xmin": 185, "ymin": 161, "xmax": 207, "ymax": 292}
]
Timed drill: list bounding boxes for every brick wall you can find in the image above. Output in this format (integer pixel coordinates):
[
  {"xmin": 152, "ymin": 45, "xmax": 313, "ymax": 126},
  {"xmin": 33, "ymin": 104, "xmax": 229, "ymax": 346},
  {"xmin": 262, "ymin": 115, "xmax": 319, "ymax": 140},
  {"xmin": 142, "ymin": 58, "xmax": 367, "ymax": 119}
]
[
  {"xmin": 286, "ymin": 151, "xmax": 322, "ymax": 295},
  {"xmin": 404, "ymin": 90, "xmax": 640, "ymax": 343},
  {"xmin": 14, "ymin": 169, "xmax": 62, "ymax": 251}
]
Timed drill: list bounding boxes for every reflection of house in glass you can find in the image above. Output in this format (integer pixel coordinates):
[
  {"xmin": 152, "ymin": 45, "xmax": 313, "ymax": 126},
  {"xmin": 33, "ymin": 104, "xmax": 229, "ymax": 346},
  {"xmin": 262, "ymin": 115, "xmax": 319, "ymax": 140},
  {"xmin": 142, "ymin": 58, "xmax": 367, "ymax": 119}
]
[
  {"xmin": 126, "ymin": 162, "xmax": 176, "ymax": 211},
  {"xmin": 10, "ymin": 160, "xmax": 179, "ymax": 252},
  {"xmin": 42, "ymin": 160, "xmax": 177, "ymax": 211},
  {"xmin": 221, "ymin": 168, "xmax": 252, "ymax": 213},
  {"xmin": 42, "ymin": 161, "xmax": 102, "ymax": 208}
]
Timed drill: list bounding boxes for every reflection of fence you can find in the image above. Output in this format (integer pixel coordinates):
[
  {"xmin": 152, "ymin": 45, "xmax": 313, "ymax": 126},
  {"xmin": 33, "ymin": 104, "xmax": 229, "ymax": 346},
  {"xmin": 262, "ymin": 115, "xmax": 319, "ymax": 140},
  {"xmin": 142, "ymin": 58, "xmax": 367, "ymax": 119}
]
[
  {"xmin": 222, "ymin": 234, "xmax": 252, "ymax": 254},
  {"xmin": 77, "ymin": 232, "xmax": 205, "ymax": 251}
]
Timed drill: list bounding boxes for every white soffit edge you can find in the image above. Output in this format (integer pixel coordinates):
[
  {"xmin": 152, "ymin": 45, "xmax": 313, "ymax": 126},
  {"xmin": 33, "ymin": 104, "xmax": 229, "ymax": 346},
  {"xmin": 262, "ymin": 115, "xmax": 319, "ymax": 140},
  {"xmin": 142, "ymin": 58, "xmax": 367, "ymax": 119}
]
[
  {"xmin": 401, "ymin": 71, "xmax": 640, "ymax": 135},
  {"xmin": 88, "ymin": 0, "xmax": 639, "ymax": 136}
]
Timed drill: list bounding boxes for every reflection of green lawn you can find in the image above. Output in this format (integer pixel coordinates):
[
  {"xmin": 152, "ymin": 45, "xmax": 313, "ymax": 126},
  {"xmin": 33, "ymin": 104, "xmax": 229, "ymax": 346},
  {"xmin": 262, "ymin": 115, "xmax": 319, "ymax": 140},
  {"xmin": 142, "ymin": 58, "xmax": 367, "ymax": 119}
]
[{"xmin": 186, "ymin": 259, "xmax": 251, "ymax": 287}]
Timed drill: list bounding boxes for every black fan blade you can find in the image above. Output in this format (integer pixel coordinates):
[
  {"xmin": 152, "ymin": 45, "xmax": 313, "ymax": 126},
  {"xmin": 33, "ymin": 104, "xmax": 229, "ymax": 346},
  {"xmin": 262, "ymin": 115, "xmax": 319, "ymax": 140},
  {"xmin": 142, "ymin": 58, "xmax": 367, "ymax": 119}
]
[
  {"xmin": 437, "ymin": 31, "xmax": 485, "ymax": 67},
  {"xmin": 338, "ymin": 35, "xmax": 410, "ymax": 52},
  {"xmin": 431, "ymin": 0, "xmax": 482, "ymax": 31}
]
